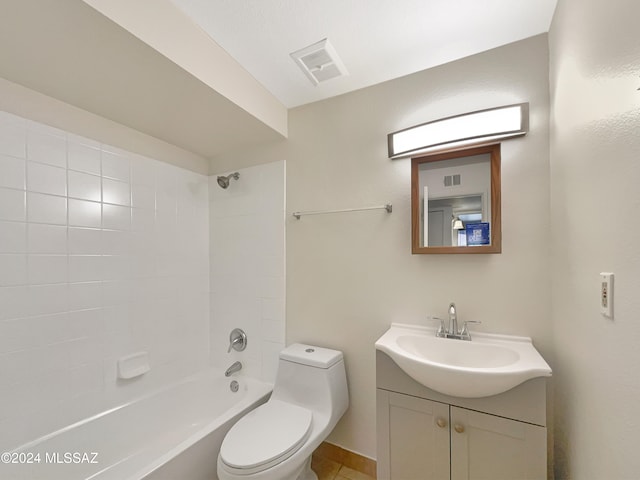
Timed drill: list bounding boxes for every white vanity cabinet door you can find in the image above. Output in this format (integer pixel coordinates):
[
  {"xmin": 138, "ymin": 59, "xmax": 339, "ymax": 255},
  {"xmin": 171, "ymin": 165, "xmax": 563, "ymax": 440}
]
[
  {"xmin": 377, "ymin": 390, "xmax": 450, "ymax": 480},
  {"xmin": 450, "ymin": 406, "xmax": 547, "ymax": 480}
]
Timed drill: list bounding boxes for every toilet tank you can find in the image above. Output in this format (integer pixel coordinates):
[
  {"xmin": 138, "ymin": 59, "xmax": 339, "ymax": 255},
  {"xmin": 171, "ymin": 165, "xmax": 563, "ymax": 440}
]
[
  {"xmin": 279, "ymin": 343, "xmax": 343, "ymax": 368},
  {"xmin": 271, "ymin": 343, "xmax": 349, "ymax": 422}
]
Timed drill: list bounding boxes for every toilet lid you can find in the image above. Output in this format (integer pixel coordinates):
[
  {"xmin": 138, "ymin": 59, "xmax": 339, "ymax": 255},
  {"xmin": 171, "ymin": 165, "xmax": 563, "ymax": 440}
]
[{"xmin": 220, "ymin": 400, "xmax": 313, "ymax": 472}]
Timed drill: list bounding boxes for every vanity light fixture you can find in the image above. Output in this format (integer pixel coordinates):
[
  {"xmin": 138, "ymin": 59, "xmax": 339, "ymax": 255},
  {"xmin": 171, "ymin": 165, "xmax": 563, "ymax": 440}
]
[
  {"xmin": 452, "ymin": 216, "xmax": 464, "ymax": 230},
  {"xmin": 388, "ymin": 103, "xmax": 529, "ymax": 159}
]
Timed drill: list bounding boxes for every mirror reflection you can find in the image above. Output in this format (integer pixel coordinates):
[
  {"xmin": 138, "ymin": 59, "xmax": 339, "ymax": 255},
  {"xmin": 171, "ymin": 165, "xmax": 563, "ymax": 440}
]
[
  {"xmin": 426, "ymin": 194, "xmax": 484, "ymax": 247},
  {"xmin": 419, "ymin": 153, "xmax": 490, "ymax": 247},
  {"xmin": 411, "ymin": 144, "xmax": 501, "ymax": 254}
]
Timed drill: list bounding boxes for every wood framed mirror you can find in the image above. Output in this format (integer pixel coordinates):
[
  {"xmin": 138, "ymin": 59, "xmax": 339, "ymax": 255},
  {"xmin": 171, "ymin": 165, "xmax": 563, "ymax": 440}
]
[{"xmin": 411, "ymin": 143, "xmax": 501, "ymax": 254}]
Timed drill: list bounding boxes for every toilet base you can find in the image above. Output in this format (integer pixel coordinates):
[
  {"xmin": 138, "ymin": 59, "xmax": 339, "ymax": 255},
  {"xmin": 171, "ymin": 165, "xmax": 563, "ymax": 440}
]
[
  {"xmin": 218, "ymin": 454, "xmax": 318, "ymax": 480},
  {"xmin": 297, "ymin": 456, "xmax": 318, "ymax": 480}
]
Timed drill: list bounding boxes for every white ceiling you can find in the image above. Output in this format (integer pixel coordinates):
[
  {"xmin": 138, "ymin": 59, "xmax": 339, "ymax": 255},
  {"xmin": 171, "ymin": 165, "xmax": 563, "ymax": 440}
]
[{"xmin": 171, "ymin": 0, "xmax": 558, "ymax": 108}]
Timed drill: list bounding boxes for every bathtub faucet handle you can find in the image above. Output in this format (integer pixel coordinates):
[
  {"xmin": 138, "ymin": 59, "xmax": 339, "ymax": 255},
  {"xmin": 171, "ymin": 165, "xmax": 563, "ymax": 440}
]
[{"xmin": 227, "ymin": 328, "xmax": 247, "ymax": 353}]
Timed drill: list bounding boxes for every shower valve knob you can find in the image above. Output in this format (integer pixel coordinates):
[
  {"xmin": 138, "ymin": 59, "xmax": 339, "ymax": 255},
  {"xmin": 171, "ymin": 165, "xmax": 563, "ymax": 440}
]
[{"xmin": 228, "ymin": 328, "xmax": 247, "ymax": 353}]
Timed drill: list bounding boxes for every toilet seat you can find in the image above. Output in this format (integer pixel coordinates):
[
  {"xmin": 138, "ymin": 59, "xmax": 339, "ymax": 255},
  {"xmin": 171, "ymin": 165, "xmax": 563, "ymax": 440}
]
[{"xmin": 220, "ymin": 399, "xmax": 313, "ymax": 475}]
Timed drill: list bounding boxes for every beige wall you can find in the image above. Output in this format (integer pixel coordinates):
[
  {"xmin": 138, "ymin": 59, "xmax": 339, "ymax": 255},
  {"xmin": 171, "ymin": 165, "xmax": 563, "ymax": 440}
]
[
  {"xmin": 0, "ymin": 77, "xmax": 208, "ymax": 174},
  {"xmin": 549, "ymin": 0, "xmax": 640, "ymax": 477},
  {"xmin": 213, "ymin": 34, "xmax": 552, "ymax": 458}
]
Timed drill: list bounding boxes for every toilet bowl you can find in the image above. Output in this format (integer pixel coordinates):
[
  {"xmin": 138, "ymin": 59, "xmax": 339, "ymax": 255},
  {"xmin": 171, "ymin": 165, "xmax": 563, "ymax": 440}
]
[{"xmin": 217, "ymin": 343, "xmax": 349, "ymax": 480}]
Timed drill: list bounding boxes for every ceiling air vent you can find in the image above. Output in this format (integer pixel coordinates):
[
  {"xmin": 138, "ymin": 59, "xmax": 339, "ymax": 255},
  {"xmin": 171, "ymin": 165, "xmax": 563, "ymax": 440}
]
[
  {"xmin": 290, "ymin": 38, "xmax": 348, "ymax": 86},
  {"xmin": 444, "ymin": 174, "xmax": 461, "ymax": 187}
]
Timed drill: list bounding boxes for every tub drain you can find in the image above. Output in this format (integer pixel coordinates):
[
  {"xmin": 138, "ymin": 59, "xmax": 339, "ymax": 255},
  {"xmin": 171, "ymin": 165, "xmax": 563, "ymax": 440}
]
[{"xmin": 230, "ymin": 380, "xmax": 239, "ymax": 392}]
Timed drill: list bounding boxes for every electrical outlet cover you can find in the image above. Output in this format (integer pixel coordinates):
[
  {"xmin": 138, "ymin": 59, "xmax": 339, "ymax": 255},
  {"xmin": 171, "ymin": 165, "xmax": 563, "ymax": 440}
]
[{"xmin": 600, "ymin": 272, "xmax": 614, "ymax": 318}]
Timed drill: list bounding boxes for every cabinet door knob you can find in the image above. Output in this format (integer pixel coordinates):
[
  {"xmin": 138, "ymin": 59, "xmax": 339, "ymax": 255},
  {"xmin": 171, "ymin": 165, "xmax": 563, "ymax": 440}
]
[
  {"xmin": 436, "ymin": 418, "xmax": 447, "ymax": 428},
  {"xmin": 454, "ymin": 424, "xmax": 465, "ymax": 434}
]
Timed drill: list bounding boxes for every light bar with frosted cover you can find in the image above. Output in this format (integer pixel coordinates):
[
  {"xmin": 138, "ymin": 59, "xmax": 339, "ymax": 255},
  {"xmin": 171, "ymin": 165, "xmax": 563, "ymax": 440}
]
[{"xmin": 388, "ymin": 103, "xmax": 529, "ymax": 159}]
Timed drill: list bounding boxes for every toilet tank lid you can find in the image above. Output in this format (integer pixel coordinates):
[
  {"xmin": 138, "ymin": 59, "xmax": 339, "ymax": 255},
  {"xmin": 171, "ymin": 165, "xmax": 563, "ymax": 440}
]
[{"xmin": 280, "ymin": 343, "xmax": 343, "ymax": 369}]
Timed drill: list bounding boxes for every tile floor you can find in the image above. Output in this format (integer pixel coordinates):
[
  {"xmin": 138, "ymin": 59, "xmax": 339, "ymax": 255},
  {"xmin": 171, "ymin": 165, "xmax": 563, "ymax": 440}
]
[{"xmin": 311, "ymin": 453, "xmax": 376, "ymax": 480}]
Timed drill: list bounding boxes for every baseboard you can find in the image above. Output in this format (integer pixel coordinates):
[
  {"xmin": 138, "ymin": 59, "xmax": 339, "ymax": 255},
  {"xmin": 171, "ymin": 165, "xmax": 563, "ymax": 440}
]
[{"xmin": 313, "ymin": 441, "xmax": 377, "ymax": 478}]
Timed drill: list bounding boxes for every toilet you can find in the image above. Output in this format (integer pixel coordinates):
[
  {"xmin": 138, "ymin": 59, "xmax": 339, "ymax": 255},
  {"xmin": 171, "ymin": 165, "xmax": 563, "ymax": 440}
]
[{"xmin": 217, "ymin": 343, "xmax": 349, "ymax": 480}]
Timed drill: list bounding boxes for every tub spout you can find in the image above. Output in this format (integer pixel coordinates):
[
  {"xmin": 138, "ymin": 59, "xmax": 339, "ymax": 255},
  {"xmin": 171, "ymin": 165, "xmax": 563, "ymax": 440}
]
[{"xmin": 225, "ymin": 361, "xmax": 242, "ymax": 377}]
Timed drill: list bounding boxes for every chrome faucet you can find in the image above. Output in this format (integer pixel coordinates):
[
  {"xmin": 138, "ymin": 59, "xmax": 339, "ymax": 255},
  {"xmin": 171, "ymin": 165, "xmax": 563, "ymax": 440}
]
[
  {"xmin": 431, "ymin": 302, "xmax": 480, "ymax": 341},
  {"xmin": 225, "ymin": 361, "xmax": 242, "ymax": 377},
  {"xmin": 448, "ymin": 303, "xmax": 458, "ymax": 337}
]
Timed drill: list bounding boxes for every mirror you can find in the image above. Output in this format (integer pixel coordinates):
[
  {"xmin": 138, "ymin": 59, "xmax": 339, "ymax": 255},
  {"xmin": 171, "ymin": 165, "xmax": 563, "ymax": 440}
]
[{"xmin": 411, "ymin": 143, "xmax": 501, "ymax": 254}]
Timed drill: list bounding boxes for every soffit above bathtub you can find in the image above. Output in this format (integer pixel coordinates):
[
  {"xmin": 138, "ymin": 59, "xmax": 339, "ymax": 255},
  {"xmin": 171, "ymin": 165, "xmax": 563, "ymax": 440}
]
[
  {"xmin": 0, "ymin": 0, "xmax": 287, "ymax": 162},
  {"xmin": 170, "ymin": 0, "xmax": 558, "ymax": 108}
]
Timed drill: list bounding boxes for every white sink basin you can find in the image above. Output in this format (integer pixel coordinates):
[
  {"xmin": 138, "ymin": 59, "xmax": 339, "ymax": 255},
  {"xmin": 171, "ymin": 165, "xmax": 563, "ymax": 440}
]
[{"xmin": 375, "ymin": 323, "xmax": 551, "ymax": 398}]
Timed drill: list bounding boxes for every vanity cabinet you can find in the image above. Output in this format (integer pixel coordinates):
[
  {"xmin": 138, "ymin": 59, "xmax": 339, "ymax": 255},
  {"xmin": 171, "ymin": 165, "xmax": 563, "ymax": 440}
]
[{"xmin": 376, "ymin": 351, "xmax": 548, "ymax": 480}]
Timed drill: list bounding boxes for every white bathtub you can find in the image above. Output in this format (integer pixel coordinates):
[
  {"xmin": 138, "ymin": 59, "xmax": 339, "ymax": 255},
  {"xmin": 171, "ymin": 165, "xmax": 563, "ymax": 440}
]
[{"xmin": 1, "ymin": 369, "xmax": 272, "ymax": 480}]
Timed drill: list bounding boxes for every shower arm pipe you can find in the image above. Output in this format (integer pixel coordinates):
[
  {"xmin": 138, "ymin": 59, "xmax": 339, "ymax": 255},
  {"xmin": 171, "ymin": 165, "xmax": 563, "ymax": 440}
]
[{"xmin": 292, "ymin": 203, "xmax": 392, "ymax": 220}]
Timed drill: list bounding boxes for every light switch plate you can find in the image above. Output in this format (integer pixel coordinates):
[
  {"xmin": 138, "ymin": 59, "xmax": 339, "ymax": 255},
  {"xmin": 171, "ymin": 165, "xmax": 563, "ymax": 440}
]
[{"xmin": 600, "ymin": 272, "xmax": 614, "ymax": 318}]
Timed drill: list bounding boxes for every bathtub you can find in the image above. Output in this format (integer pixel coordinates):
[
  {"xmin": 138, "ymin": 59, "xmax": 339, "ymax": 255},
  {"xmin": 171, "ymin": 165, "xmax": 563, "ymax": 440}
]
[{"xmin": 1, "ymin": 369, "xmax": 272, "ymax": 480}]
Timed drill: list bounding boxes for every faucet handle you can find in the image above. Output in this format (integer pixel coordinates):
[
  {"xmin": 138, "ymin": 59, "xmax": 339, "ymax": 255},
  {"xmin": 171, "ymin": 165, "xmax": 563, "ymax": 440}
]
[
  {"xmin": 460, "ymin": 320, "xmax": 481, "ymax": 338},
  {"xmin": 228, "ymin": 328, "xmax": 247, "ymax": 353},
  {"xmin": 427, "ymin": 316, "xmax": 447, "ymax": 337}
]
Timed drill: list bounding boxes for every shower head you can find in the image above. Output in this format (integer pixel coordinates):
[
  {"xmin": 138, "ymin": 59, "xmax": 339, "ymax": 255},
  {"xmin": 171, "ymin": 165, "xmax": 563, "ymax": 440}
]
[{"xmin": 217, "ymin": 172, "xmax": 240, "ymax": 189}]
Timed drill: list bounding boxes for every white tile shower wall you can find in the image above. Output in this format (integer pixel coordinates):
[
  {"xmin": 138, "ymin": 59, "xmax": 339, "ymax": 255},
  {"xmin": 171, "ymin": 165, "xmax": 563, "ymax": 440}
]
[
  {"xmin": 0, "ymin": 111, "xmax": 210, "ymax": 451},
  {"xmin": 209, "ymin": 161, "xmax": 285, "ymax": 383}
]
